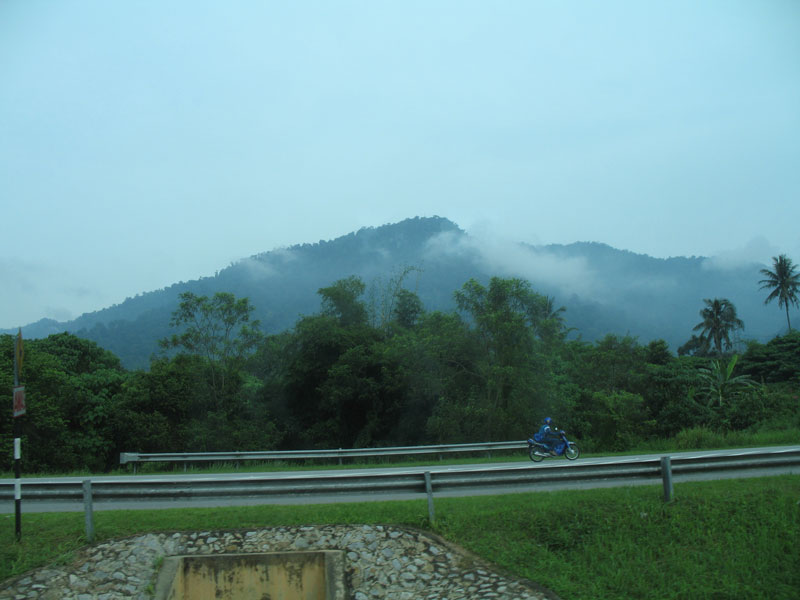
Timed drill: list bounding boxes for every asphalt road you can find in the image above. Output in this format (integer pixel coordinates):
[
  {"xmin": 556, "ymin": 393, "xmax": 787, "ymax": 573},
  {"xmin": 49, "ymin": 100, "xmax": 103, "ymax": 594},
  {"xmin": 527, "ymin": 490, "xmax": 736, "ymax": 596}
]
[{"xmin": 2, "ymin": 446, "xmax": 798, "ymax": 513}]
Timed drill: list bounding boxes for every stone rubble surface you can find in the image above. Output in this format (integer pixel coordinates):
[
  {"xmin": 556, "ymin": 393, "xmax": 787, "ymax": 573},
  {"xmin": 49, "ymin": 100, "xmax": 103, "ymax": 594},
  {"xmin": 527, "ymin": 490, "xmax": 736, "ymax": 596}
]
[{"xmin": 0, "ymin": 525, "xmax": 557, "ymax": 600}]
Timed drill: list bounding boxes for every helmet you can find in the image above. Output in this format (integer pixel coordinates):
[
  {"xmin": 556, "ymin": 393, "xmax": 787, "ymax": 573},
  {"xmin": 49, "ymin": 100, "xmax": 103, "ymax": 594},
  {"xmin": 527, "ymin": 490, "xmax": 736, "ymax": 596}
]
[{"xmin": 544, "ymin": 417, "xmax": 552, "ymax": 425}]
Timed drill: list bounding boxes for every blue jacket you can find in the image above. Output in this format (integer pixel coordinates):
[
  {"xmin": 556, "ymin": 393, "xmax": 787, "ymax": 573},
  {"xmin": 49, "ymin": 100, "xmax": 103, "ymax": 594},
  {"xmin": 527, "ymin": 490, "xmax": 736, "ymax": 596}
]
[{"xmin": 537, "ymin": 423, "xmax": 559, "ymax": 445}]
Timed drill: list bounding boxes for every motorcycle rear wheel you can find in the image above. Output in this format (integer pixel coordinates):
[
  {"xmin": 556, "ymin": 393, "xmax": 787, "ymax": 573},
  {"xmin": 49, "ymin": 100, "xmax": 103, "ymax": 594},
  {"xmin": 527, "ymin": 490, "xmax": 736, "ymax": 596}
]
[
  {"xmin": 529, "ymin": 446, "xmax": 544, "ymax": 462},
  {"xmin": 564, "ymin": 443, "xmax": 580, "ymax": 460}
]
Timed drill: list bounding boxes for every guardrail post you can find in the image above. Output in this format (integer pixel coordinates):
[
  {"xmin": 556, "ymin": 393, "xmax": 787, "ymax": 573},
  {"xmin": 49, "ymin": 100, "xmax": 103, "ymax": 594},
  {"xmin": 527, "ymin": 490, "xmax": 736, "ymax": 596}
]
[
  {"xmin": 660, "ymin": 456, "xmax": 674, "ymax": 502},
  {"xmin": 424, "ymin": 471, "xmax": 435, "ymax": 524},
  {"xmin": 82, "ymin": 479, "xmax": 95, "ymax": 542}
]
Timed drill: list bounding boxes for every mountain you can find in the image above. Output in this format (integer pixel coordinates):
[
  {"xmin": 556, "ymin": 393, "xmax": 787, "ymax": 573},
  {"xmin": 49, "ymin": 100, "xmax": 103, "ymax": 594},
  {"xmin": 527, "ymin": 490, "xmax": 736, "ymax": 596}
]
[{"xmin": 3, "ymin": 216, "xmax": 791, "ymax": 369}]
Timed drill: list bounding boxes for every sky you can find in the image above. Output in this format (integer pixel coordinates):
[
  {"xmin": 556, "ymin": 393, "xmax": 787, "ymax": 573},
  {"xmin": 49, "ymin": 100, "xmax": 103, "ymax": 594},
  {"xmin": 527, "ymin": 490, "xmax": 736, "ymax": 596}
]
[{"xmin": 1, "ymin": 0, "xmax": 799, "ymax": 329}]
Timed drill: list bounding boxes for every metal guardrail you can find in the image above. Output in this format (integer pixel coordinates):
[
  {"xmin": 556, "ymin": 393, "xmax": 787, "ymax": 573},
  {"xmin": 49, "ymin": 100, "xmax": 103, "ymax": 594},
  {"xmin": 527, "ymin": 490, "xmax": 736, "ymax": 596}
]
[
  {"xmin": 119, "ymin": 441, "xmax": 528, "ymax": 470},
  {"xmin": 4, "ymin": 448, "xmax": 799, "ymax": 505},
  {"xmin": 4, "ymin": 448, "xmax": 797, "ymax": 541}
]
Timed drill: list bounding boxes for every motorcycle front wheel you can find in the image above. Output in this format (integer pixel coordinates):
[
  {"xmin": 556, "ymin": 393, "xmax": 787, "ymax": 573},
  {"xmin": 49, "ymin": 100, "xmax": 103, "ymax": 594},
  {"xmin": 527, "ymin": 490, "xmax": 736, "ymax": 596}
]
[
  {"xmin": 529, "ymin": 446, "xmax": 544, "ymax": 462},
  {"xmin": 564, "ymin": 443, "xmax": 580, "ymax": 460}
]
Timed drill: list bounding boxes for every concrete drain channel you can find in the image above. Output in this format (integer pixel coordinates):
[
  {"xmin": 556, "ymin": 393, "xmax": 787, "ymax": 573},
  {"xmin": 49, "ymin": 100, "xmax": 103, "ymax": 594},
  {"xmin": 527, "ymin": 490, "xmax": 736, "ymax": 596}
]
[{"xmin": 153, "ymin": 551, "xmax": 347, "ymax": 600}]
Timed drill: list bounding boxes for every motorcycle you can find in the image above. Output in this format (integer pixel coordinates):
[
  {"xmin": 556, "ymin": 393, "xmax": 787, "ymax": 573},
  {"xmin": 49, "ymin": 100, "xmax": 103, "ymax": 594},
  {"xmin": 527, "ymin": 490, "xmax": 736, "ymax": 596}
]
[{"xmin": 527, "ymin": 429, "xmax": 580, "ymax": 462}]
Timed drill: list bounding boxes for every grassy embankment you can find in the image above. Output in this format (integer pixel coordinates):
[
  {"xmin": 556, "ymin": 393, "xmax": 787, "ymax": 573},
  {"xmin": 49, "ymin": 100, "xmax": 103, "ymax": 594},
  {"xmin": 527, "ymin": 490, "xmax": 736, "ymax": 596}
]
[{"xmin": 2, "ymin": 475, "xmax": 798, "ymax": 600}]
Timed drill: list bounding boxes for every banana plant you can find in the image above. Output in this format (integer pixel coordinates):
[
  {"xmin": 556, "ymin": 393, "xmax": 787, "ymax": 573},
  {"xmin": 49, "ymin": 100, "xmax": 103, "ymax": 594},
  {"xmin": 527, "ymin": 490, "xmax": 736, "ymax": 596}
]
[{"xmin": 697, "ymin": 354, "xmax": 758, "ymax": 407}]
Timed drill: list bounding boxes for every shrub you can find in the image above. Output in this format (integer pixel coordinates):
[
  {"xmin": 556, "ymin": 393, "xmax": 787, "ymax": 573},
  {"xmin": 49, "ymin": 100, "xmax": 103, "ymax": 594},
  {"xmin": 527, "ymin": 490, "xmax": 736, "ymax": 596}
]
[{"xmin": 675, "ymin": 426, "xmax": 725, "ymax": 449}]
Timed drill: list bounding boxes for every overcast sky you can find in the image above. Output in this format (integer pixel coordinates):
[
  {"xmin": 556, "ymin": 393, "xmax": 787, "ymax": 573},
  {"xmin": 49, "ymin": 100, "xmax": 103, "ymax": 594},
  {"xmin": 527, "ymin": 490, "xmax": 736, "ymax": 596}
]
[{"xmin": 1, "ymin": 0, "xmax": 798, "ymax": 329}]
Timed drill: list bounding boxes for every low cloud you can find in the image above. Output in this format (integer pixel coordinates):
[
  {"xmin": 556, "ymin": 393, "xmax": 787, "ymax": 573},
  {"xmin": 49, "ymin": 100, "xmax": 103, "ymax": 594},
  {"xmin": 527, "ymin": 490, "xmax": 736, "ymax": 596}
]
[
  {"xmin": 703, "ymin": 237, "xmax": 777, "ymax": 271},
  {"xmin": 235, "ymin": 248, "xmax": 299, "ymax": 280},
  {"xmin": 423, "ymin": 227, "xmax": 600, "ymax": 299},
  {"xmin": 421, "ymin": 223, "xmax": 695, "ymax": 309}
]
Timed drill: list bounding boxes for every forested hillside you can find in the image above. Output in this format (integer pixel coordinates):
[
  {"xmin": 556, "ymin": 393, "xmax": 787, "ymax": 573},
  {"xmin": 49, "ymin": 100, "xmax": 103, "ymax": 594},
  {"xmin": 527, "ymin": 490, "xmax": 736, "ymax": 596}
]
[
  {"xmin": 1, "ymin": 276, "xmax": 798, "ymax": 473},
  {"xmin": 2, "ymin": 216, "xmax": 792, "ymax": 369}
]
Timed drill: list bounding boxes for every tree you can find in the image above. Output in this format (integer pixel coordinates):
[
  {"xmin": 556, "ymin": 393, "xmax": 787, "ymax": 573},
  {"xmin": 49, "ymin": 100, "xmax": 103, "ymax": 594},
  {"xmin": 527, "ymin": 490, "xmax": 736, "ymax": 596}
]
[
  {"xmin": 452, "ymin": 277, "xmax": 562, "ymax": 439},
  {"xmin": 645, "ymin": 339, "xmax": 672, "ymax": 365},
  {"xmin": 572, "ymin": 334, "xmax": 644, "ymax": 393},
  {"xmin": 282, "ymin": 278, "xmax": 382, "ymax": 449},
  {"xmin": 677, "ymin": 334, "xmax": 709, "ymax": 357},
  {"xmin": 393, "ymin": 289, "xmax": 424, "ymax": 329},
  {"xmin": 641, "ymin": 356, "xmax": 708, "ymax": 437},
  {"xmin": 535, "ymin": 296, "xmax": 570, "ymax": 344},
  {"xmin": 366, "ymin": 265, "xmax": 422, "ymax": 331},
  {"xmin": 575, "ymin": 390, "xmax": 649, "ymax": 452},
  {"xmin": 739, "ymin": 330, "xmax": 800, "ymax": 384},
  {"xmin": 0, "ymin": 333, "xmax": 129, "ymax": 472},
  {"xmin": 160, "ymin": 292, "xmax": 262, "ymax": 402},
  {"xmin": 759, "ymin": 254, "xmax": 800, "ymax": 332},
  {"xmin": 692, "ymin": 298, "xmax": 744, "ymax": 356},
  {"xmin": 697, "ymin": 354, "xmax": 757, "ymax": 408},
  {"xmin": 318, "ymin": 276, "xmax": 368, "ymax": 327}
]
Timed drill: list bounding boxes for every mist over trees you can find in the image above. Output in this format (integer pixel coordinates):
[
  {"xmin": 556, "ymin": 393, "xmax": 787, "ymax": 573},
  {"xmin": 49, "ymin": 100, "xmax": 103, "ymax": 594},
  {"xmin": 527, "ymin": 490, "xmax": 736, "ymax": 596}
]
[
  {"xmin": 4, "ymin": 217, "xmax": 794, "ymax": 370},
  {"xmin": 1, "ymin": 268, "xmax": 798, "ymax": 473}
]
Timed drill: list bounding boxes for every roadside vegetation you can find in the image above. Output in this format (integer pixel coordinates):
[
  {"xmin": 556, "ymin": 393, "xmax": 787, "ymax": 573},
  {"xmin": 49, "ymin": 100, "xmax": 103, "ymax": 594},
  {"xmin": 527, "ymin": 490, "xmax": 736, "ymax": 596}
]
[
  {"xmin": 9, "ymin": 430, "xmax": 800, "ymax": 481},
  {"xmin": 2, "ymin": 475, "xmax": 797, "ymax": 600},
  {"xmin": 1, "ymin": 272, "xmax": 799, "ymax": 475},
  {"xmin": 1, "ymin": 425, "xmax": 797, "ymax": 479}
]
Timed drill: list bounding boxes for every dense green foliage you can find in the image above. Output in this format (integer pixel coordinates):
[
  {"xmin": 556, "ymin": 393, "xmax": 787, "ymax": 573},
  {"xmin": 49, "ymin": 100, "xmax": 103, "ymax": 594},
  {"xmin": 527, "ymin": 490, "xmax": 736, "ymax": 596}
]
[
  {"xmin": 2, "ymin": 476, "xmax": 798, "ymax": 599},
  {"xmin": 690, "ymin": 297, "xmax": 745, "ymax": 356},
  {"xmin": 1, "ymin": 275, "xmax": 799, "ymax": 473}
]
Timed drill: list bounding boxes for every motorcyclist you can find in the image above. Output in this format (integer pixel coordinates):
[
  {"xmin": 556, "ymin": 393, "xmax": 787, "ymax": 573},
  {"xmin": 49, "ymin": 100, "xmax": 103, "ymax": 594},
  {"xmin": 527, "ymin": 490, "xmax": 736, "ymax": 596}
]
[{"xmin": 537, "ymin": 417, "xmax": 561, "ymax": 455}]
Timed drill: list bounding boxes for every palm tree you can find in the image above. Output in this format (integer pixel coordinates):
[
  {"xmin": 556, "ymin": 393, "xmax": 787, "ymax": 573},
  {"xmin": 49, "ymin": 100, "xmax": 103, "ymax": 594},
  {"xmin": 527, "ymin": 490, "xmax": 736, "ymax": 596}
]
[
  {"xmin": 692, "ymin": 298, "xmax": 744, "ymax": 356},
  {"xmin": 759, "ymin": 254, "xmax": 800, "ymax": 332},
  {"xmin": 533, "ymin": 295, "xmax": 570, "ymax": 342}
]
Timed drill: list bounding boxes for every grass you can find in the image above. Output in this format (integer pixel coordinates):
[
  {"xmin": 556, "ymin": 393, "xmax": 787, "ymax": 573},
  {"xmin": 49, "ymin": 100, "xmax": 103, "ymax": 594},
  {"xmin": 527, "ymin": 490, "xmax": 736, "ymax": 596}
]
[
  {"xmin": 433, "ymin": 475, "xmax": 800, "ymax": 600},
  {"xmin": 633, "ymin": 427, "xmax": 800, "ymax": 454},
  {"xmin": 2, "ymin": 475, "xmax": 798, "ymax": 600}
]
